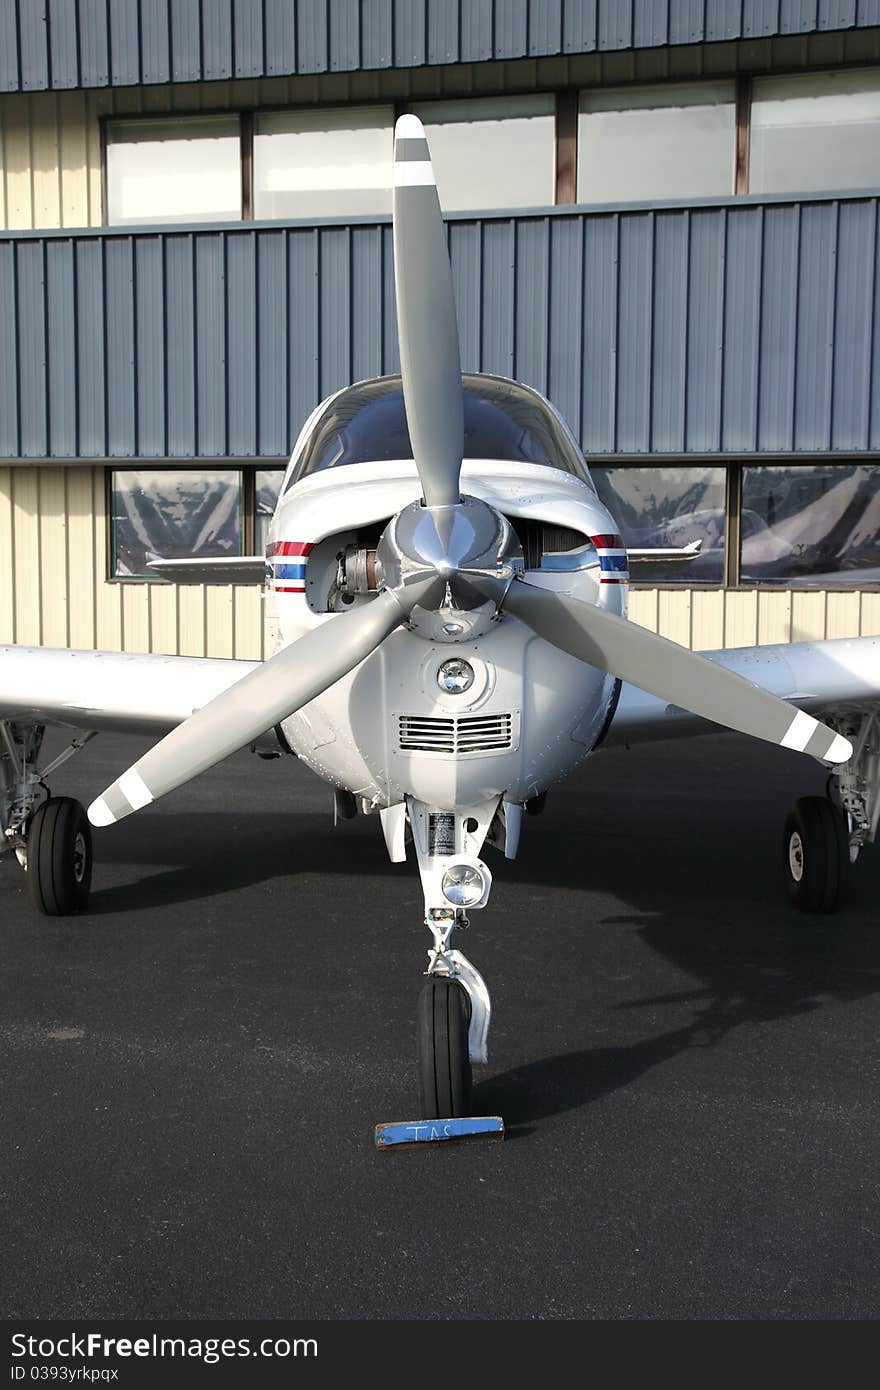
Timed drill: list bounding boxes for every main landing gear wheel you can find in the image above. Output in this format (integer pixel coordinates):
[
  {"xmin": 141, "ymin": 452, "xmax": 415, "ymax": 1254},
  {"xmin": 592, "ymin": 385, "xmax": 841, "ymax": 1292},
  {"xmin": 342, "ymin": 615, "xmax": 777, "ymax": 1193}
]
[
  {"xmin": 27, "ymin": 796, "xmax": 93, "ymax": 916},
  {"xmin": 783, "ymin": 795, "xmax": 849, "ymax": 915},
  {"xmin": 417, "ymin": 977, "xmax": 472, "ymax": 1119}
]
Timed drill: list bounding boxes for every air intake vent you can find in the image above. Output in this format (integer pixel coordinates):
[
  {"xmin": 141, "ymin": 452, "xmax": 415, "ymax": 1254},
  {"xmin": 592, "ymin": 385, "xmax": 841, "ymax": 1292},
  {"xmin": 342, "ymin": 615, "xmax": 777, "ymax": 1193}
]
[
  {"xmin": 398, "ymin": 716, "xmax": 455, "ymax": 753},
  {"xmin": 457, "ymin": 714, "xmax": 513, "ymax": 751},
  {"xmin": 397, "ymin": 713, "xmax": 516, "ymax": 755}
]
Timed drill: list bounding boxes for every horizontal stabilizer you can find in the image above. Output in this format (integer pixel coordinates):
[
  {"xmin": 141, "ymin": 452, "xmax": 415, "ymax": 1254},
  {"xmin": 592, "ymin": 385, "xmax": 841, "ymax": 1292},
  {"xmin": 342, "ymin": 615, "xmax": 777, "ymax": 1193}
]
[
  {"xmin": 146, "ymin": 555, "xmax": 266, "ymax": 584},
  {"xmin": 627, "ymin": 540, "xmax": 703, "ymax": 564}
]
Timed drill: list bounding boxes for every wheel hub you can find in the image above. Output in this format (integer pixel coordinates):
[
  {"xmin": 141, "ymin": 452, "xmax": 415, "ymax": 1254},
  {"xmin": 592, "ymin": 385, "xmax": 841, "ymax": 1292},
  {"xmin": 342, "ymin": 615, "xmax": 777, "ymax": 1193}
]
[
  {"xmin": 788, "ymin": 829, "xmax": 805, "ymax": 882},
  {"xmin": 73, "ymin": 830, "xmax": 87, "ymax": 884}
]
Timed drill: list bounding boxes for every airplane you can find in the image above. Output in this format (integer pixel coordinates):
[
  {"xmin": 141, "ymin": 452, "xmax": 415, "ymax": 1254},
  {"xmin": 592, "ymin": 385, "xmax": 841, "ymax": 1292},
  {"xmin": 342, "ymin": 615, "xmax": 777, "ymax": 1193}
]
[{"xmin": 2, "ymin": 115, "xmax": 879, "ymax": 1123}]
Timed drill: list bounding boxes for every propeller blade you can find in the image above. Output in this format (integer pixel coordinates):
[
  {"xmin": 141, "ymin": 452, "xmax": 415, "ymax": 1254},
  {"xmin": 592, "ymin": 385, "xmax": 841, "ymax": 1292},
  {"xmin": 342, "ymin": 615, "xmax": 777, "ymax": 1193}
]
[
  {"xmin": 504, "ymin": 581, "xmax": 852, "ymax": 767},
  {"xmin": 392, "ymin": 113, "xmax": 463, "ymax": 509},
  {"xmin": 88, "ymin": 578, "xmax": 442, "ymax": 827}
]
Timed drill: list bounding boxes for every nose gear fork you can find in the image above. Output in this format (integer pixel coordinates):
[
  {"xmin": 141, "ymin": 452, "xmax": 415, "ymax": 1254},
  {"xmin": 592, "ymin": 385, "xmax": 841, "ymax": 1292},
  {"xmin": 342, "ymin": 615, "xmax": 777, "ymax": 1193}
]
[{"xmin": 425, "ymin": 907, "xmax": 492, "ymax": 1065}]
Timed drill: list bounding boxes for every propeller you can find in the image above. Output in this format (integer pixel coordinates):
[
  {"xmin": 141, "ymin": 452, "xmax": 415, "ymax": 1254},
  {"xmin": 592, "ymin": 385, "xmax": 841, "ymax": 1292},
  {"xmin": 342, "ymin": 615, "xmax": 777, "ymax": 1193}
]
[
  {"xmin": 504, "ymin": 579, "xmax": 852, "ymax": 766},
  {"xmin": 392, "ymin": 113, "xmax": 463, "ymax": 509},
  {"xmin": 88, "ymin": 576, "xmax": 442, "ymax": 826},
  {"xmin": 88, "ymin": 113, "xmax": 850, "ymax": 830}
]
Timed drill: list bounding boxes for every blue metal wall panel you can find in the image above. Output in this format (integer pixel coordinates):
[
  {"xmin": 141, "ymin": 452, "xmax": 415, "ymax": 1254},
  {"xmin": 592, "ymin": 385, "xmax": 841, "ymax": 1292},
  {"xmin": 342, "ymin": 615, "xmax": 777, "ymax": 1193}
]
[
  {"xmin": 256, "ymin": 231, "xmax": 288, "ymax": 456},
  {"xmin": 580, "ymin": 212, "xmax": 617, "ymax": 452},
  {"xmin": 75, "ymin": 240, "xmax": 106, "ymax": 457},
  {"xmin": 46, "ymin": 238, "xmax": 76, "ymax": 456},
  {"xmin": 76, "ymin": 0, "xmax": 110, "ymax": 88},
  {"xmin": 831, "ymin": 199, "xmax": 877, "ymax": 449},
  {"xmin": 233, "ymin": 0, "xmax": 264, "ymax": 78},
  {"xmin": 330, "ymin": 0, "xmax": 362, "ymax": 71},
  {"xmin": 6, "ymin": 0, "xmax": 878, "ymax": 91},
  {"xmin": 169, "ymin": 0, "xmax": 202, "ymax": 84},
  {"xmin": 652, "ymin": 211, "xmax": 688, "ymax": 453},
  {"xmin": 18, "ymin": 0, "xmax": 49, "ymax": 91},
  {"xmin": 460, "ymin": 0, "xmax": 493, "ymax": 63},
  {"xmin": 794, "ymin": 201, "xmax": 836, "ymax": 451},
  {"xmin": 139, "ymin": 0, "xmax": 171, "ymax": 85},
  {"xmin": 135, "ymin": 236, "xmax": 167, "ymax": 456},
  {"xmin": 264, "ymin": 0, "xmax": 298, "ymax": 77},
  {"xmin": 617, "ymin": 213, "xmax": 653, "ymax": 454},
  {"xmin": 109, "ymin": 0, "xmax": 141, "ymax": 86},
  {"xmin": 287, "ymin": 230, "xmax": 320, "ymax": 436},
  {"xmin": 3, "ymin": 195, "xmax": 880, "ymax": 462},
  {"xmin": 0, "ymin": 243, "xmax": 19, "ymax": 456}
]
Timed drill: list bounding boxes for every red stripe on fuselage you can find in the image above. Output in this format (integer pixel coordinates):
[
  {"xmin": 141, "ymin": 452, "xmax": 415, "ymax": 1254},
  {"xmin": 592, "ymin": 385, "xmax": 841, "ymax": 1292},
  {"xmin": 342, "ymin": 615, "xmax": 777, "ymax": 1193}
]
[
  {"xmin": 267, "ymin": 541, "xmax": 313, "ymax": 557},
  {"xmin": 591, "ymin": 533, "xmax": 624, "ymax": 550}
]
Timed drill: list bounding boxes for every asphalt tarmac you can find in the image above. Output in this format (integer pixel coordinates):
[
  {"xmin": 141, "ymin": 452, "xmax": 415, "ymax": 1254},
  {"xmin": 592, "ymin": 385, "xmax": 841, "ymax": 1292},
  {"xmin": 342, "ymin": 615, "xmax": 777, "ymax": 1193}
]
[{"xmin": 2, "ymin": 729, "xmax": 879, "ymax": 1320}]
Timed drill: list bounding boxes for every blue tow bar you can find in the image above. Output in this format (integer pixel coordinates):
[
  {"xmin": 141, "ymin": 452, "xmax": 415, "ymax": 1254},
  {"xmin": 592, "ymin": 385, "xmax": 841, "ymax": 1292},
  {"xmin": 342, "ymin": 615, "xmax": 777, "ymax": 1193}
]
[{"xmin": 375, "ymin": 1116, "xmax": 505, "ymax": 1149}]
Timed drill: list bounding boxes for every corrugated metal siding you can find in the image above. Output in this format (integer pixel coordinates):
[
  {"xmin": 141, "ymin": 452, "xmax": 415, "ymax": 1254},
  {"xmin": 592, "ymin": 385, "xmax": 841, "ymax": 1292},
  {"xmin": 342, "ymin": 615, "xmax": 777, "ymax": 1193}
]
[
  {"xmin": 2, "ymin": 195, "xmax": 879, "ymax": 462},
  {"xmin": 2, "ymin": 0, "xmax": 880, "ymax": 93},
  {"xmin": 0, "ymin": 462, "xmax": 877, "ymax": 655}
]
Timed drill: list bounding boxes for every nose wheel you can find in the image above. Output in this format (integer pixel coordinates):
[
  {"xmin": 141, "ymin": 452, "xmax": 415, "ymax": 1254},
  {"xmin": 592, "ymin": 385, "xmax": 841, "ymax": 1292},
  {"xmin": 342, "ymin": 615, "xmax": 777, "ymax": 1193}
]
[{"xmin": 416, "ymin": 977, "xmax": 472, "ymax": 1119}]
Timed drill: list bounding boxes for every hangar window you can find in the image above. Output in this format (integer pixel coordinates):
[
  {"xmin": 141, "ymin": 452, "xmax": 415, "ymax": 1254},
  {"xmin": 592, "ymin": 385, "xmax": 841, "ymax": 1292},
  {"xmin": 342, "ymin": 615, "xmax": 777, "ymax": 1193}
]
[
  {"xmin": 590, "ymin": 466, "xmax": 727, "ymax": 585},
  {"xmin": 750, "ymin": 69, "xmax": 880, "ymax": 196},
  {"xmin": 105, "ymin": 117, "xmax": 242, "ymax": 225},
  {"xmin": 740, "ymin": 464, "xmax": 880, "ymax": 586},
  {"xmin": 409, "ymin": 96, "xmax": 556, "ymax": 211},
  {"xmin": 110, "ymin": 470, "xmax": 244, "ymax": 579},
  {"xmin": 253, "ymin": 106, "xmax": 394, "ymax": 219},
  {"xmin": 577, "ymin": 83, "xmax": 736, "ymax": 204}
]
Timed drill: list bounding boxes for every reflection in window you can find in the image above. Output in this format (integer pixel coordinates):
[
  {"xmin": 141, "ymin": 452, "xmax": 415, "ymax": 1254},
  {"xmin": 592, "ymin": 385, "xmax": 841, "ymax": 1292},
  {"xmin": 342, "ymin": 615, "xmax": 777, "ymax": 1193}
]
[
  {"xmin": 255, "ymin": 469, "xmax": 285, "ymax": 554},
  {"xmin": 105, "ymin": 117, "xmax": 242, "ymax": 225},
  {"xmin": 411, "ymin": 96, "xmax": 555, "ymax": 212},
  {"xmin": 740, "ymin": 465, "xmax": 880, "ymax": 585},
  {"xmin": 111, "ymin": 471, "xmax": 243, "ymax": 578},
  {"xmin": 253, "ymin": 107, "xmax": 393, "ymax": 219},
  {"xmin": 577, "ymin": 83, "xmax": 735, "ymax": 203},
  {"xmin": 591, "ymin": 466, "xmax": 727, "ymax": 583},
  {"xmin": 750, "ymin": 69, "xmax": 880, "ymax": 195}
]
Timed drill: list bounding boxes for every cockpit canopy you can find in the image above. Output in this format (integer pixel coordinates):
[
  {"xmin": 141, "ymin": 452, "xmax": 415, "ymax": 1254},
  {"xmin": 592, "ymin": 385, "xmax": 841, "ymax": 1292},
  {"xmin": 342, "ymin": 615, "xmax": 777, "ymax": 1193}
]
[{"xmin": 286, "ymin": 373, "xmax": 591, "ymax": 489}]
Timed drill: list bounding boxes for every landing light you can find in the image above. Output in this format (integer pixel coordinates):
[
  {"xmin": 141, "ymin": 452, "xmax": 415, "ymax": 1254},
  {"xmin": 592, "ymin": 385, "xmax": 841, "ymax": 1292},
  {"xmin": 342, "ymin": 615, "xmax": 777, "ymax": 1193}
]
[
  {"xmin": 441, "ymin": 862, "xmax": 486, "ymax": 907},
  {"xmin": 437, "ymin": 658, "xmax": 474, "ymax": 694}
]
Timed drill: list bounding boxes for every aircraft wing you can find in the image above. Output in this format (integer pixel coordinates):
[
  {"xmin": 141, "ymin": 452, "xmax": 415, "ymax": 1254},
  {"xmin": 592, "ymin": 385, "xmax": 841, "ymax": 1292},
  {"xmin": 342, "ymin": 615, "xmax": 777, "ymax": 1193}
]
[
  {"xmin": 0, "ymin": 645, "xmax": 261, "ymax": 738},
  {"xmin": 605, "ymin": 635, "xmax": 880, "ymax": 749}
]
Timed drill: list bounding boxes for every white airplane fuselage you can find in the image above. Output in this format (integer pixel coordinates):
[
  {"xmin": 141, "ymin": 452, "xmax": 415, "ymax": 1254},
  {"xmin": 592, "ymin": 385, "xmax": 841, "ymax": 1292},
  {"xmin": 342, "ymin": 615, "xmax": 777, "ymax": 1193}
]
[{"xmin": 267, "ymin": 457, "xmax": 625, "ymax": 812}]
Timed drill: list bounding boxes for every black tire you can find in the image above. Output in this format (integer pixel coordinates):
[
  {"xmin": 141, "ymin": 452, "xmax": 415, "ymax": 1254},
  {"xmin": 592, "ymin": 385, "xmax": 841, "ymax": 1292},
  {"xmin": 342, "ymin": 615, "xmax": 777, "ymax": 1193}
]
[
  {"xmin": 27, "ymin": 797, "xmax": 92, "ymax": 916},
  {"xmin": 783, "ymin": 795, "xmax": 849, "ymax": 914},
  {"xmin": 417, "ymin": 977, "xmax": 472, "ymax": 1119}
]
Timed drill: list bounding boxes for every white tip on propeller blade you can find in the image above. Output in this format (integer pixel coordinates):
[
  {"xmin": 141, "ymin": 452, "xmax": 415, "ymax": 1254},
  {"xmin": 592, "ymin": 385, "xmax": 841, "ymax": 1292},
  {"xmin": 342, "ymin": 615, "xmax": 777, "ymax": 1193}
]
[{"xmin": 392, "ymin": 114, "xmax": 463, "ymax": 510}]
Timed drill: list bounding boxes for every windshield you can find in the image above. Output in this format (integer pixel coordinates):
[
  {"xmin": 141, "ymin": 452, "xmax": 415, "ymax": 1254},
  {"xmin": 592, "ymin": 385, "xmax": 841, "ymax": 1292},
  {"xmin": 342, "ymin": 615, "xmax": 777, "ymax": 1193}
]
[{"xmin": 288, "ymin": 374, "xmax": 590, "ymax": 486}]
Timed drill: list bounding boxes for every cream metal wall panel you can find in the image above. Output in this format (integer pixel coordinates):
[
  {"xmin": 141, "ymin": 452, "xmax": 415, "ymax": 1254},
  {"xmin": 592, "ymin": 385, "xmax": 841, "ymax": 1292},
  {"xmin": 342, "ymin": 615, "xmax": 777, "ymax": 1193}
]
[{"xmin": 3, "ymin": 1, "xmax": 879, "ymax": 92}]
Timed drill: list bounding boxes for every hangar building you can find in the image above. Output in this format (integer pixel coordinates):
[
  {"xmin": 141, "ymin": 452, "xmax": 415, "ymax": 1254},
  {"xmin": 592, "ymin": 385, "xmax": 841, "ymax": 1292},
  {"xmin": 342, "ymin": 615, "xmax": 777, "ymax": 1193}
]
[{"xmin": 1, "ymin": 0, "xmax": 879, "ymax": 660}]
